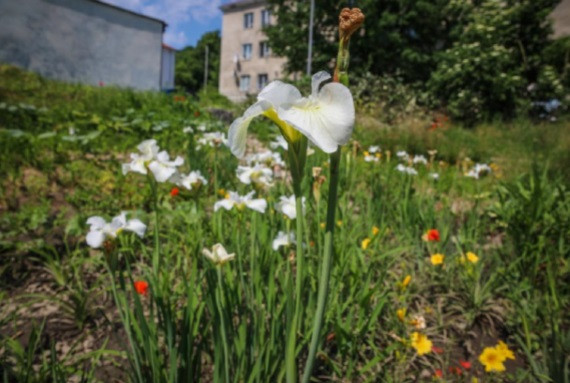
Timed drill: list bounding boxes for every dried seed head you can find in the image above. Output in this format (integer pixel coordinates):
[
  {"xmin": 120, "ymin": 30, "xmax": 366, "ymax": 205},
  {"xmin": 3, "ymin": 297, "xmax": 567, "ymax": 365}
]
[{"xmin": 339, "ymin": 8, "xmax": 364, "ymax": 41}]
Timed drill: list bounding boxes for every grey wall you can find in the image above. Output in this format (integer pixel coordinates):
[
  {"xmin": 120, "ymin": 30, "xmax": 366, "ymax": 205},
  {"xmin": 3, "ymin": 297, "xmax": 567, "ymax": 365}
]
[{"xmin": 0, "ymin": 0, "xmax": 164, "ymax": 90}]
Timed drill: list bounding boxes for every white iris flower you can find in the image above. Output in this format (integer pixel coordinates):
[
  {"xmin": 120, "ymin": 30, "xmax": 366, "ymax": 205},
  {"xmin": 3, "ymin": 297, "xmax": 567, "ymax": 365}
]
[
  {"xmin": 172, "ymin": 170, "xmax": 208, "ymax": 190},
  {"xmin": 412, "ymin": 155, "xmax": 428, "ymax": 165},
  {"xmin": 214, "ymin": 191, "xmax": 267, "ymax": 213},
  {"xmin": 148, "ymin": 151, "xmax": 184, "ymax": 183},
  {"xmin": 122, "ymin": 139, "xmax": 159, "ymax": 175},
  {"xmin": 236, "ymin": 164, "xmax": 274, "ymax": 187},
  {"xmin": 86, "ymin": 212, "xmax": 146, "ymax": 249},
  {"xmin": 272, "ymin": 231, "xmax": 296, "ymax": 251},
  {"xmin": 202, "ymin": 243, "xmax": 235, "ymax": 265},
  {"xmin": 396, "ymin": 164, "xmax": 418, "ymax": 176},
  {"xmin": 276, "ymin": 195, "xmax": 305, "ymax": 220},
  {"xmin": 228, "ymin": 71, "xmax": 355, "ymax": 158}
]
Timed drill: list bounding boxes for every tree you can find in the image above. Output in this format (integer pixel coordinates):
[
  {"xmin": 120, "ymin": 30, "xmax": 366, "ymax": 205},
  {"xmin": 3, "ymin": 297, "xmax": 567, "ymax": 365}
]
[
  {"xmin": 264, "ymin": 0, "xmax": 454, "ymax": 83},
  {"xmin": 175, "ymin": 31, "xmax": 220, "ymax": 93}
]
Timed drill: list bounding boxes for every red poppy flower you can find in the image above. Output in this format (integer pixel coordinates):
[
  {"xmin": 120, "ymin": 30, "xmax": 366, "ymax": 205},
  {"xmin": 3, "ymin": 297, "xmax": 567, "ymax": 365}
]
[
  {"xmin": 432, "ymin": 346, "xmax": 444, "ymax": 354},
  {"xmin": 134, "ymin": 280, "xmax": 149, "ymax": 296},
  {"xmin": 459, "ymin": 360, "xmax": 471, "ymax": 369},
  {"xmin": 423, "ymin": 229, "xmax": 440, "ymax": 242},
  {"xmin": 170, "ymin": 187, "xmax": 180, "ymax": 197},
  {"xmin": 434, "ymin": 369, "xmax": 443, "ymax": 378}
]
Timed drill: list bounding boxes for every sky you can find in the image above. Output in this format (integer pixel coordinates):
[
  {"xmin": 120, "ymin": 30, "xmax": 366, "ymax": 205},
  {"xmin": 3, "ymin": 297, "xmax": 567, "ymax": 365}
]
[{"xmin": 103, "ymin": 0, "xmax": 232, "ymax": 49}]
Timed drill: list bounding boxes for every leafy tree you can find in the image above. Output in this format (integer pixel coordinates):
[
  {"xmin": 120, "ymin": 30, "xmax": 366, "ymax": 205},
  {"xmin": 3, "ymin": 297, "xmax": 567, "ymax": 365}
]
[
  {"xmin": 175, "ymin": 31, "xmax": 220, "ymax": 93},
  {"xmin": 265, "ymin": 0, "xmax": 454, "ymax": 83}
]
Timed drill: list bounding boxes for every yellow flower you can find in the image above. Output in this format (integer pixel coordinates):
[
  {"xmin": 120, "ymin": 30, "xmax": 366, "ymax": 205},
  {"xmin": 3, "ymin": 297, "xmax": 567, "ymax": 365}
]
[
  {"xmin": 472, "ymin": 379, "xmax": 479, "ymax": 383},
  {"xmin": 375, "ymin": 152, "xmax": 381, "ymax": 159},
  {"xmin": 479, "ymin": 346, "xmax": 506, "ymax": 372},
  {"xmin": 336, "ymin": 220, "xmax": 343, "ymax": 227},
  {"xmin": 372, "ymin": 226, "xmax": 380, "ymax": 236},
  {"xmin": 430, "ymin": 253, "xmax": 445, "ymax": 266},
  {"xmin": 466, "ymin": 251, "xmax": 479, "ymax": 263},
  {"xmin": 397, "ymin": 308, "xmax": 406, "ymax": 322},
  {"xmin": 319, "ymin": 222, "xmax": 325, "ymax": 229},
  {"xmin": 410, "ymin": 332, "xmax": 432, "ymax": 355},
  {"xmin": 401, "ymin": 275, "xmax": 412, "ymax": 288},
  {"xmin": 361, "ymin": 238, "xmax": 371, "ymax": 250},
  {"xmin": 363, "ymin": 151, "xmax": 370, "ymax": 157},
  {"xmin": 496, "ymin": 341, "xmax": 515, "ymax": 360},
  {"xmin": 217, "ymin": 188, "xmax": 226, "ymax": 197}
]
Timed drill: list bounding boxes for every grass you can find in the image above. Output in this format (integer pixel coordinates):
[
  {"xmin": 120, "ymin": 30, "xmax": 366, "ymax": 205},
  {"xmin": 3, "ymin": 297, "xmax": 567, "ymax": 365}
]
[{"xmin": 0, "ymin": 64, "xmax": 569, "ymax": 382}]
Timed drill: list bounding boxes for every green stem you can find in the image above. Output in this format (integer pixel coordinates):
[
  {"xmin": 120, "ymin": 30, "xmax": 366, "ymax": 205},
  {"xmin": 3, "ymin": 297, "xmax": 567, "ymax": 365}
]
[
  {"xmin": 302, "ymin": 149, "xmax": 341, "ymax": 383},
  {"xmin": 216, "ymin": 267, "xmax": 231, "ymax": 383},
  {"xmin": 148, "ymin": 174, "xmax": 160, "ymax": 274}
]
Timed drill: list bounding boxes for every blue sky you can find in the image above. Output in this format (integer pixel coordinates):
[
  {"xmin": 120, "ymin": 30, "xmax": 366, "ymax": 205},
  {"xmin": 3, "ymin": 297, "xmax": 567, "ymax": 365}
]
[{"xmin": 103, "ymin": 0, "xmax": 232, "ymax": 48}]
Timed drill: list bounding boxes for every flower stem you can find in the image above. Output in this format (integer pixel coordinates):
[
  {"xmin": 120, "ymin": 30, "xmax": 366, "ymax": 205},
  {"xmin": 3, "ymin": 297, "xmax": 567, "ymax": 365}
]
[
  {"xmin": 302, "ymin": 149, "xmax": 341, "ymax": 383},
  {"xmin": 216, "ymin": 267, "xmax": 231, "ymax": 383},
  {"xmin": 148, "ymin": 174, "xmax": 160, "ymax": 274}
]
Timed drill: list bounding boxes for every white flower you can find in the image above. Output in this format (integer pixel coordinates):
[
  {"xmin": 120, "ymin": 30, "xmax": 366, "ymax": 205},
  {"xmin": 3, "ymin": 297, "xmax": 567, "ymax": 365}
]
[
  {"xmin": 246, "ymin": 150, "xmax": 286, "ymax": 168},
  {"xmin": 364, "ymin": 153, "xmax": 379, "ymax": 162},
  {"xmin": 276, "ymin": 195, "xmax": 305, "ymax": 219},
  {"xmin": 214, "ymin": 191, "xmax": 267, "ymax": 213},
  {"xmin": 270, "ymin": 136, "xmax": 288, "ymax": 151},
  {"xmin": 148, "ymin": 151, "xmax": 184, "ymax": 183},
  {"xmin": 228, "ymin": 71, "xmax": 355, "ymax": 158},
  {"xmin": 368, "ymin": 145, "xmax": 380, "ymax": 153},
  {"xmin": 86, "ymin": 212, "xmax": 146, "ymax": 249},
  {"xmin": 396, "ymin": 151, "xmax": 409, "ymax": 161},
  {"xmin": 396, "ymin": 164, "xmax": 418, "ymax": 175},
  {"xmin": 202, "ymin": 243, "xmax": 235, "ymax": 265},
  {"xmin": 122, "ymin": 139, "xmax": 159, "ymax": 176},
  {"xmin": 197, "ymin": 132, "xmax": 227, "ymax": 148},
  {"xmin": 412, "ymin": 155, "xmax": 428, "ymax": 165},
  {"xmin": 236, "ymin": 164, "xmax": 273, "ymax": 187},
  {"xmin": 183, "ymin": 126, "xmax": 194, "ymax": 134},
  {"xmin": 465, "ymin": 163, "xmax": 492, "ymax": 179},
  {"xmin": 172, "ymin": 170, "xmax": 208, "ymax": 190},
  {"xmin": 197, "ymin": 124, "xmax": 207, "ymax": 132},
  {"xmin": 272, "ymin": 231, "xmax": 296, "ymax": 251},
  {"xmin": 429, "ymin": 172, "xmax": 440, "ymax": 180}
]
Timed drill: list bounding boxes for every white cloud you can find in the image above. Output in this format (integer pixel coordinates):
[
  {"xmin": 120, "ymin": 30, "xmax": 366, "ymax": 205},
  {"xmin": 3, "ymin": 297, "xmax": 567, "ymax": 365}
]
[{"xmin": 104, "ymin": 0, "xmax": 222, "ymax": 48}]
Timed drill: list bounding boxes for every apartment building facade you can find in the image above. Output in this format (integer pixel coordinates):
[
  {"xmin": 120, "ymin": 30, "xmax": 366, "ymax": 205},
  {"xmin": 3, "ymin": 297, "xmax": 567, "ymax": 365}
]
[{"xmin": 219, "ymin": 0, "xmax": 287, "ymax": 101}]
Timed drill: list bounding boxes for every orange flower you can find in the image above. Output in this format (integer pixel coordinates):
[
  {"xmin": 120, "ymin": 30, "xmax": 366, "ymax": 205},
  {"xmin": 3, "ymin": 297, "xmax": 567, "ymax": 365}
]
[
  {"xmin": 422, "ymin": 229, "xmax": 440, "ymax": 242},
  {"xmin": 459, "ymin": 360, "xmax": 471, "ymax": 369},
  {"xmin": 194, "ymin": 110, "xmax": 200, "ymax": 117},
  {"xmin": 170, "ymin": 187, "xmax": 180, "ymax": 197},
  {"xmin": 434, "ymin": 369, "xmax": 443, "ymax": 379},
  {"xmin": 134, "ymin": 280, "xmax": 149, "ymax": 296}
]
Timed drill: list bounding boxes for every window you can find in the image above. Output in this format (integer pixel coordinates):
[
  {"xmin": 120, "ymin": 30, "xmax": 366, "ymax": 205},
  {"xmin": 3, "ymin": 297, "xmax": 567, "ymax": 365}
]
[
  {"xmin": 242, "ymin": 43, "xmax": 252, "ymax": 60},
  {"xmin": 261, "ymin": 9, "xmax": 271, "ymax": 27},
  {"xmin": 244, "ymin": 12, "xmax": 253, "ymax": 29},
  {"xmin": 258, "ymin": 74, "xmax": 268, "ymax": 90},
  {"xmin": 259, "ymin": 41, "xmax": 270, "ymax": 58},
  {"xmin": 240, "ymin": 75, "xmax": 250, "ymax": 92}
]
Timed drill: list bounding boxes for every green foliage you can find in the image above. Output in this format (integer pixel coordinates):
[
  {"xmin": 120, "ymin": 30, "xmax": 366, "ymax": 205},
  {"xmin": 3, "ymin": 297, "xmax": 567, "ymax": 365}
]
[{"xmin": 175, "ymin": 31, "xmax": 220, "ymax": 93}]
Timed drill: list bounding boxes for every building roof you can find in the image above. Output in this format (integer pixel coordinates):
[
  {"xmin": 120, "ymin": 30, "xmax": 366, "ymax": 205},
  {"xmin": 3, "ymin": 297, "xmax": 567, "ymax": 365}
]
[
  {"xmin": 162, "ymin": 43, "xmax": 177, "ymax": 51},
  {"xmin": 89, "ymin": 0, "xmax": 167, "ymax": 27},
  {"xmin": 220, "ymin": 0, "xmax": 266, "ymax": 13}
]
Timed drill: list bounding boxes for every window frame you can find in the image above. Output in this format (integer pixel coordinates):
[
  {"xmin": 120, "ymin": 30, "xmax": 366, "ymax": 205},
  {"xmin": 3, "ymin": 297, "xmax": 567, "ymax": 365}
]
[
  {"xmin": 240, "ymin": 75, "xmax": 251, "ymax": 92},
  {"xmin": 258, "ymin": 73, "xmax": 268, "ymax": 90},
  {"xmin": 259, "ymin": 41, "xmax": 270, "ymax": 58},
  {"xmin": 261, "ymin": 9, "xmax": 271, "ymax": 27},
  {"xmin": 242, "ymin": 43, "xmax": 252, "ymax": 60},
  {"xmin": 244, "ymin": 12, "xmax": 254, "ymax": 29}
]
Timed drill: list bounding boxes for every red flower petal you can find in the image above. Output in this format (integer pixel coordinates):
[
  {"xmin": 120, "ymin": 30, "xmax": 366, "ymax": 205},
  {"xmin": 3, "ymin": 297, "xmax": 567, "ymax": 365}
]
[
  {"xmin": 170, "ymin": 187, "xmax": 180, "ymax": 197},
  {"xmin": 459, "ymin": 360, "xmax": 471, "ymax": 369},
  {"xmin": 134, "ymin": 280, "xmax": 149, "ymax": 296},
  {"xmin": 434, "ymin": 369, "xmax": 443, "ymax": 378}
]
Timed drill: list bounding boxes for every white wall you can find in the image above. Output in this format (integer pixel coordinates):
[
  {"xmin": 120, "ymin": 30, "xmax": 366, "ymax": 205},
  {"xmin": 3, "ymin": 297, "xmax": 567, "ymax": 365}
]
[
  {"xmin": 161, "ymin": 48, "xmax": 175, "ymax": 90},
  {"xmin": 0, "ymin": 0, "xmax": 164, "ymax": 90}
]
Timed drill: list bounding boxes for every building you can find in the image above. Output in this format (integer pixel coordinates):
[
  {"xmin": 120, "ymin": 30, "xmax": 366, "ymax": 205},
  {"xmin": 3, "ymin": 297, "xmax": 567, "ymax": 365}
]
[
  {"xmin": 219, "ymin": 0, "xmax": 287, "ymax": 101},
  {"xmin": 552, "ymin": 0, "xmax": 570, "ymax": 38},
  {"xmin": 0, "ymin": 0, "xmax": 175, "ymax": 91}
]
